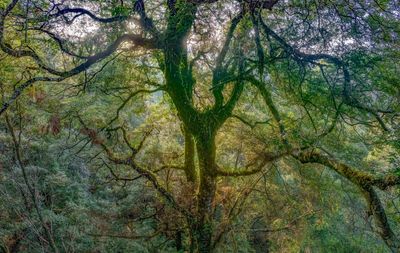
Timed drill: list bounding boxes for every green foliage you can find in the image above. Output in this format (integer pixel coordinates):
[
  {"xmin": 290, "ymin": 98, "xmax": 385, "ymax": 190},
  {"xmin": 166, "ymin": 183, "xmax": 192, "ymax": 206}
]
[
  {"xmin": 1, "ymin": 0, "xmax": 399, "ymax": 252},
  {"xmin": 111, "ymin": 6, "xmax": 131, "ymax": 16}
]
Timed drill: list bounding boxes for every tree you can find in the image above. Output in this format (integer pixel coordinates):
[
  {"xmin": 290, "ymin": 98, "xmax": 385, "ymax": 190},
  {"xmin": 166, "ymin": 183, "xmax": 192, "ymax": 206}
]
[{"xmin": 0, "ymin": 0, "xmax": 399, "ymax": 252}]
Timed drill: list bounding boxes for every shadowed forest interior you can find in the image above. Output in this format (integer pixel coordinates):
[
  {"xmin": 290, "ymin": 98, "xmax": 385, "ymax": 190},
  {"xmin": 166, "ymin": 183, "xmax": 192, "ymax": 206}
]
[{"xmin": 0, "ymin": 0, "xmax": 399, "ymax": 252}]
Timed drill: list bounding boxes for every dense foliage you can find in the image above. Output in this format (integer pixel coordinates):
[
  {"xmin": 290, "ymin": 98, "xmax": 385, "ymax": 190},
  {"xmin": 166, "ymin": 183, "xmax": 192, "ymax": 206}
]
[{"xmin": 0, "ymin": 0, "xmax": 399, "ymax": 252}]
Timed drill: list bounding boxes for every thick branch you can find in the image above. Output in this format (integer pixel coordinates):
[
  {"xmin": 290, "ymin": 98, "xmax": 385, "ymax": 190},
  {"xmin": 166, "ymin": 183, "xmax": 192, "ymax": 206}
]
[
  {"xmin": 133, "ymin": 0, "xmax": 160, "ymax": 37},
  {"xmin": 0, "ymin": 31, "xmax": 158, "ymax": 77},
  {"xmin": 362, "ymin": 185, "xmax": 400, "ymax": 252},
  {"xmin": 49, "ymin": 7, "xmax": 127, "ymax": 23},
  {"xmin": 212, "ymin": 11, "xmax": 244, "ymax": 109},
  {"xmin": 216, "ymin": 79, "xmax": 244, "ymax": 123},
  {"xmin": 294, "ymin": 149, "xmax": 400, "ymax": 252},
  {"xmin": 295, "ymin": 150, "xmax": 400, "ymax": 190},
  {"xmin": 250, "ymin": 11, "xmax": 264, "ymax": 77}
]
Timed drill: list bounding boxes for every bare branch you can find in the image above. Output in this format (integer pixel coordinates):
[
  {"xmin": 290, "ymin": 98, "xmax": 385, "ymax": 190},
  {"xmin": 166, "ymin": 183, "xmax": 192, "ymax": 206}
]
[
  {"xmin": 231, "ymin": 114, "xmax": 270, "ymax": 129},
  {"xmin": 104, "ymin": 87, "xmax": 164, "ymax": 127}
]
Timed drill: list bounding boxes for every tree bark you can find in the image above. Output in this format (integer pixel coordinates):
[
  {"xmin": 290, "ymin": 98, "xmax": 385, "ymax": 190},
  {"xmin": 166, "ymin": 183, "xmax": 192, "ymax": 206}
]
[
  {"xmin": 184, "ymin": 127, "xmax": 197, "ymax": 183},
  {"xmin": 362, "ymin": 185, "xmax": 400, "ymax": 253},
  {"xmin": 194, "ymin": 134, "xmax": 217, "ymax": 253}
]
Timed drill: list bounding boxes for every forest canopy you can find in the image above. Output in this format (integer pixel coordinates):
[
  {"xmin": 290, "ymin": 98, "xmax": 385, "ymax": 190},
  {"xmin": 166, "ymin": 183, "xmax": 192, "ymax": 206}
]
[{"xmin": 0, "ymin": 0, "xmax": 399, "ymax": 252}]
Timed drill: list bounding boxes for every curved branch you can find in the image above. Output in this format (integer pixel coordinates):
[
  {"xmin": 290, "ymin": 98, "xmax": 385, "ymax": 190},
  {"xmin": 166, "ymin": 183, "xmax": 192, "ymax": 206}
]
[
  {"xmin": 104, "ymin": 160, "xmax": 183, "ymax": 182},
  {"xmin": 0, "ymin": 30, "xmax": 158, "ymax": 77},
  {"xmin": 48, "ymin": 7, "xmax": 127, "ymax": 23},
  {"xmin": 294, "ymin": 150, "xmax": 400, "ymax": 190},
  {"xmin": 31, "ymin": 27, "xmax": 88, "ymax": 59},
  {"xmin": 294, "ymin": 149, "xmax": 400, "ymax": 252},
  {"xmin": 230, "ymin": 114, "xmax": 270, "ymax": 129},
  {"xmin": 217, "ymin": 79, "xmax": 244, "ymax": 122}
]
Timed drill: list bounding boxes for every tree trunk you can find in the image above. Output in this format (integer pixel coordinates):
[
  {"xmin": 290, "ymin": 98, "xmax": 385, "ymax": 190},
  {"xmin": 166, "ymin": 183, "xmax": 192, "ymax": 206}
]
[{"xmin": 194, "ymin": 134, "xmax": 217, "ymax": 253}]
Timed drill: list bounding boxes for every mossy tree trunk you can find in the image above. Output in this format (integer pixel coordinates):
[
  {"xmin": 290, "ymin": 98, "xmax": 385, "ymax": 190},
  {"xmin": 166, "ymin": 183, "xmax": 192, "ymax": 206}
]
[
  {"xmin": 161, "ymin": 2, "xmax": 244, "ymax": 251},
  {"xmin": 193, "ymin": 126, "xmax": 218, "ymax": 252},
  {"xmin": 184, "ymin": 126, "xmax": 197, "ymax": 183}
]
